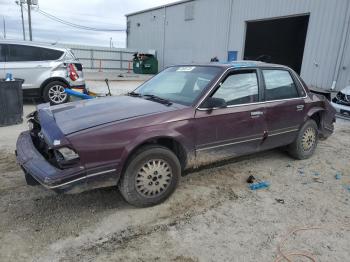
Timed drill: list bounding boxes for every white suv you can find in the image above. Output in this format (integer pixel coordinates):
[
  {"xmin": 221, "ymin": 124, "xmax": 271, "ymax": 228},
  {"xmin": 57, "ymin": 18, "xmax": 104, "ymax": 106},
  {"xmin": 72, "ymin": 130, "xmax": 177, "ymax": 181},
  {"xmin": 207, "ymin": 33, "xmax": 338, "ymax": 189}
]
[{"xmin": 0, "ymin": 40, "xmax": 86, "ymax": 105}]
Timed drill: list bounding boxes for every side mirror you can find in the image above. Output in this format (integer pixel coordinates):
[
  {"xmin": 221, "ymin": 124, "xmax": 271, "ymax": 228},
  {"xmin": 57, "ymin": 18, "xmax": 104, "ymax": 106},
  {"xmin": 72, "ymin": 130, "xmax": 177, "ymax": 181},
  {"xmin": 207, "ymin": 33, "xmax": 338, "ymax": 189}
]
[{"xmin": 200, "ymin": 97, "xmax": 227, "ymax": 109}]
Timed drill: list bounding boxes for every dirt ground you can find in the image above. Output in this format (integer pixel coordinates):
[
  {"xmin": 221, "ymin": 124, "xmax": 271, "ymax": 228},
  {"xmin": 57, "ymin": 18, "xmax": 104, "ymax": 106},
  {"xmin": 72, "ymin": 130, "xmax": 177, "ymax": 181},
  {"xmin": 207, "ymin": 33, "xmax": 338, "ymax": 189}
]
[{"xmin": 0, "ymin": 103, "xmax": 349, "ymax": 262}]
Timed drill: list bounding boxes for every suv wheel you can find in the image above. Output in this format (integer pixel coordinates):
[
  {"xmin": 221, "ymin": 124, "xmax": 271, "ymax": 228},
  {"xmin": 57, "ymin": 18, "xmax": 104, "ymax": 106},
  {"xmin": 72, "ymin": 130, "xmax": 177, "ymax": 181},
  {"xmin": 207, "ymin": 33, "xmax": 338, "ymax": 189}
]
[
  {"xmin": 119, "ymin": 145, "xmax": 180, "ymax": 207},
  {"xmin": 288, "ymin": 119, "xmax": 318, "ymax": 160},
  {"xmin": 43, "ymin": 81, "xmax": 69, "ymax": 105}
]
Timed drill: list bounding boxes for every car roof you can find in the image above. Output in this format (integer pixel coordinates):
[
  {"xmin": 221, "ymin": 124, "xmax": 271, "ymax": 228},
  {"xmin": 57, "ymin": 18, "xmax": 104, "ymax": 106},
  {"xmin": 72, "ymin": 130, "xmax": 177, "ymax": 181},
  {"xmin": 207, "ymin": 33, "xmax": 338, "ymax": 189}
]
[
  {"xmin": 170, "ymin": 61, "xmax": 290, "ymax": 70},
  {"xmin": 0, "ymin": 40, "xmax": 68, "ymax": 52}
]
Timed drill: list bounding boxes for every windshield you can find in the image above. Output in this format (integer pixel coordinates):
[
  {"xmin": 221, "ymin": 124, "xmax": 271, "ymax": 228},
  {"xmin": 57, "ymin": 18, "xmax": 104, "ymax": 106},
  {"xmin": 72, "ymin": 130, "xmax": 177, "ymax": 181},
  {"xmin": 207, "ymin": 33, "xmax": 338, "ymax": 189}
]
[{"xmin": 134, "ymin": 66, "xmax": 222, "ymax": 106}]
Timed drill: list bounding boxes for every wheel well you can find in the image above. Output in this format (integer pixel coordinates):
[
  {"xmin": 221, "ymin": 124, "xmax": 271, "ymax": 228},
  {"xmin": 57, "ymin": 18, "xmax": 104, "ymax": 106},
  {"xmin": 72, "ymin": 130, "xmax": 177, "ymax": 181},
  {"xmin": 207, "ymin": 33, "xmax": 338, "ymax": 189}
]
[
  {"xmin": 128, "ymin": 137, "xmax": 187, "ymax": 170},
  {"xmin": 40, "ymin": 78, "xmax": 69, "ymax": 96},
  {"xmin": 310, "ymin": 112, "xmax": 322, "ymax": 129}
]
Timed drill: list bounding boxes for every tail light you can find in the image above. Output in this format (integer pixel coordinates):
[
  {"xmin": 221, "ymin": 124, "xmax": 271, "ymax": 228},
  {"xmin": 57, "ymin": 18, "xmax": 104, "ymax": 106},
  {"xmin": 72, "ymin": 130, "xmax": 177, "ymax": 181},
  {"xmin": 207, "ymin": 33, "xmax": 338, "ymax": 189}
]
[{"xmin": 68, "ymin": 63, "xmax": 79, "ymax": 81}]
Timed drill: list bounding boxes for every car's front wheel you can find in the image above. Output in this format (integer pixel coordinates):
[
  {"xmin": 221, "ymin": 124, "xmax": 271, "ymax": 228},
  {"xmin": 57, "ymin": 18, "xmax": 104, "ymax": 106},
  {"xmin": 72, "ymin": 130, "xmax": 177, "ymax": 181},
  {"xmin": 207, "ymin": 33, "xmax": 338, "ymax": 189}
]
[
  {"xmin": 119, "ymin": 145, "xmax": 181, "ymax": 207},
  {"xmin": 288, "ymin": 119, "xmax": 319, "ymax": 160},
  {"xmin": 43, "ymin": 81, "xmax": 69, "ymax": 105}
]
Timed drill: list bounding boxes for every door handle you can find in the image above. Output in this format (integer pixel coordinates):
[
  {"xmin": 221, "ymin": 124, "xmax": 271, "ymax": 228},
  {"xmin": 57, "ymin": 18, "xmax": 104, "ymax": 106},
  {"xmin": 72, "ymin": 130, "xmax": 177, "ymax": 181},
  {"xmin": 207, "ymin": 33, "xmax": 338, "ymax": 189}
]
[
  {"xmin": 251, "ymin": 111, "xmax": 264, "ymax": 118},
  {"xmin": 296, "ymin": 105, "xmax": 304, "ymax": 111}
]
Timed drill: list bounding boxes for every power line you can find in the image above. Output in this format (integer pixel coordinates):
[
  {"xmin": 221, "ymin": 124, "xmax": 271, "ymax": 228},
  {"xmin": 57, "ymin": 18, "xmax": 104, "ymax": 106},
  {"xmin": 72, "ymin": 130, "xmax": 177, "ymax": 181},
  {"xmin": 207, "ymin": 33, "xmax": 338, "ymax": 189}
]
[{"xmin": 34, "ymin": 8, "xmax": 126, "ymax": 32}]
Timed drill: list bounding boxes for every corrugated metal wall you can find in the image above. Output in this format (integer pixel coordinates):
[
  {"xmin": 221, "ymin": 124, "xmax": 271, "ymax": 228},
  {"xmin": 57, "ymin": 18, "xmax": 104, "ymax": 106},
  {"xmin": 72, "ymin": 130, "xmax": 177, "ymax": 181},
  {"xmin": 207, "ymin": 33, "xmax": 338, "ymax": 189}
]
[
  {"xmin": 228, "ymin": 0, "xmax": 350, "ymax": 90},
  {"xmin": 127, "ymin": 8, "xmax": 166, "ymax": 68},
  {"xmin": 163, "ymin": 0, "xmax": 231, "ymax": 67},
  {"xmin": 127, "ymin": 0, "xmax": 350, "ymax": 90}
]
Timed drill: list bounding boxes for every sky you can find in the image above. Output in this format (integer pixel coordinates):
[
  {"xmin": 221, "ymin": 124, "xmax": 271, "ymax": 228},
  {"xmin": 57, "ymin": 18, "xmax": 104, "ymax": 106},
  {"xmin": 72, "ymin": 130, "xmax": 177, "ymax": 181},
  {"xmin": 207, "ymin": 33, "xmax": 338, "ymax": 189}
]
[{"xmin": 0, "ymin": 0, "xmax": 178, "ymax": 47}]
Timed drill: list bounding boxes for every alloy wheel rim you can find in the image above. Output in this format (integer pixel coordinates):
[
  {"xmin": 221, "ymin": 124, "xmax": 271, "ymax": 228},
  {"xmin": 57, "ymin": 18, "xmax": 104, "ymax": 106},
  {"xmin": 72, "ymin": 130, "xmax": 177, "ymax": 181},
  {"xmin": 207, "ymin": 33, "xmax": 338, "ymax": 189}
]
[
  {"xmin": 48, "ymin": 85, "xmax": 67, "ymax": 103},
  {"xmin": 301, "ymin": 127, "xmax": 316, "ymax": 151},
  {"xmin": 135, "ymin": 159, "xmax": 172, "ymax": 198}
]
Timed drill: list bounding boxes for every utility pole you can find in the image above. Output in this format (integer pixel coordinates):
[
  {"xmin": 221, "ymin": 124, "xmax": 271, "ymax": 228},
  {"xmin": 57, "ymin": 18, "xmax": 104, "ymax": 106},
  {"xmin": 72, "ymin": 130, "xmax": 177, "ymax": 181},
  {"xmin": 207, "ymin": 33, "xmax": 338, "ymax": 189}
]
[
  {"xmin": 16, "ymin": 0, "xmax": 26, "ymax": 40},
  {"xmin": 2, "ymin": 17, "xmax": 6, "ymax": 39},
  {"xmin": 20, "ymin": 0, "xmax": 26, "ymax": 40},
  {"xmin": 27, "ymin": 0, "xmax": 32, "ymax": 41}
]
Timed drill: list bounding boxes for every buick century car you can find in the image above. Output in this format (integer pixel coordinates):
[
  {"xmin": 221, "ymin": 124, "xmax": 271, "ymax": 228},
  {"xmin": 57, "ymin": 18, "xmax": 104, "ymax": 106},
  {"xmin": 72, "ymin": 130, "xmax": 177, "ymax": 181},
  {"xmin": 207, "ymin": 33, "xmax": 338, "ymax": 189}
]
[{"xmin": 16, "ymin": 62, "xmax": 336, "ymax": 207}]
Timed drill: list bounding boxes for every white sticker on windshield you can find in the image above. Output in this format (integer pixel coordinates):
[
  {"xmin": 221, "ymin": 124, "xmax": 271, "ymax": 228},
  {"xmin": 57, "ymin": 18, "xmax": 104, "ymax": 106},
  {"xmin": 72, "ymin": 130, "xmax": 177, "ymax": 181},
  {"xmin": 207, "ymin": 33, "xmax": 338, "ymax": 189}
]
[{"xmin": 177, "ymin": 66, "xmax": 195, "ymax": 72}]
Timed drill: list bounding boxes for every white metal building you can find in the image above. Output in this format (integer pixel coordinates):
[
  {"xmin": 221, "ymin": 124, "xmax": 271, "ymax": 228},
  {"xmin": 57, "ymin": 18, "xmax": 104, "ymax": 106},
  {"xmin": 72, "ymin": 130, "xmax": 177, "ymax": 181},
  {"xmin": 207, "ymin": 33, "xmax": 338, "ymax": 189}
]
[{"xmin": 126, "ymin": 0, "xmax": 350, "ymax": 91}]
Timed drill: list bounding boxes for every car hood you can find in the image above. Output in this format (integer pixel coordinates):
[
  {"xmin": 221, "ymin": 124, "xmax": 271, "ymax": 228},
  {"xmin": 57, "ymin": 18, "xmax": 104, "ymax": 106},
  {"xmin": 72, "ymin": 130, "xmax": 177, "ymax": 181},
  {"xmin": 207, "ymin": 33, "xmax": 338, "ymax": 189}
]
[{"xmin": 43, "ymin": 96, "xmax": 181, "ymax": 135}]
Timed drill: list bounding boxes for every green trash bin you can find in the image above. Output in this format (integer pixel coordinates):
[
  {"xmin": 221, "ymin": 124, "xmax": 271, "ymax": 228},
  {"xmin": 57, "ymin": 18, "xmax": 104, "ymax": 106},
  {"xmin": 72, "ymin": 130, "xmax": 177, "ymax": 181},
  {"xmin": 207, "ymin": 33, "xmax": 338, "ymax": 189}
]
[
  {"xmin": 141, "ymin": 55, "xmax": 158, "ymax": 74},
  {"xmin": 133, "ymin": 59, "xmax": 142, "ymax": 74},
  {"xmin": 133, "ymin": 53, "xmax": 158, "ymax": 74}
]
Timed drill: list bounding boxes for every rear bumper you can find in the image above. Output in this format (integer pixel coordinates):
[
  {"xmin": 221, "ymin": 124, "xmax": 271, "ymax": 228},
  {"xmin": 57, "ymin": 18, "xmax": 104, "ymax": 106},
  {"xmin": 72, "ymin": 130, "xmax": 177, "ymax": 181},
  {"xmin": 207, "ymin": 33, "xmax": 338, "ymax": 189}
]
[{"xmin": 16, "ymin": 131, "xmax": 119, "ymax": 193}]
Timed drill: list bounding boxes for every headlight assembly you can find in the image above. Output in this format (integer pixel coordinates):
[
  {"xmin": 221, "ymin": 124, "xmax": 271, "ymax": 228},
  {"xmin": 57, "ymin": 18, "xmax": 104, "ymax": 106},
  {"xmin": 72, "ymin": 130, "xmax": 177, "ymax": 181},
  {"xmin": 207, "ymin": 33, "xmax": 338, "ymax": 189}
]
[{"xmin": 56, "ymin": 147, "xmax": 79, "ymax": 161}]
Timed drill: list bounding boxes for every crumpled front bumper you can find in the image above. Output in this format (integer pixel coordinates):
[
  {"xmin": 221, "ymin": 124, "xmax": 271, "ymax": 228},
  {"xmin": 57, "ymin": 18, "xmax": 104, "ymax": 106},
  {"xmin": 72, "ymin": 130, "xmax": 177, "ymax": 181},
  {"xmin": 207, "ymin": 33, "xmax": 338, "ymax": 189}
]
[
  {"xmin": 16, "ymin": 131, "xmax": 120, "ymax": 193},
  {"xmin": 16, "ymin": 131, "xmax": 87, "ymax": 191}
]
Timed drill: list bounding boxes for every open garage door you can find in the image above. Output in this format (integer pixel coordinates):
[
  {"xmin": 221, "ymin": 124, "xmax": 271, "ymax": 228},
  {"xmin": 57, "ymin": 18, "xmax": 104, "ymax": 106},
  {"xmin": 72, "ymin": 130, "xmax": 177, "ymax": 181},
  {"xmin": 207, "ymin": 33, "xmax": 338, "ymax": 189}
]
[{"xmin": 244, "ymin": 15, "xmax": 309, "ymax": 74}]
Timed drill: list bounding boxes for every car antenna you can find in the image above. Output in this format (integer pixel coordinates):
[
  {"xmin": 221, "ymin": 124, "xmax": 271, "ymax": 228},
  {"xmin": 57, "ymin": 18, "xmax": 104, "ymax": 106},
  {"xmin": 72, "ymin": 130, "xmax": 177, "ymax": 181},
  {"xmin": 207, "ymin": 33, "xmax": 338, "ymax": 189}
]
[{"xmin": 105, "ymin": 78, "xmax": 112, "ymax": 96}]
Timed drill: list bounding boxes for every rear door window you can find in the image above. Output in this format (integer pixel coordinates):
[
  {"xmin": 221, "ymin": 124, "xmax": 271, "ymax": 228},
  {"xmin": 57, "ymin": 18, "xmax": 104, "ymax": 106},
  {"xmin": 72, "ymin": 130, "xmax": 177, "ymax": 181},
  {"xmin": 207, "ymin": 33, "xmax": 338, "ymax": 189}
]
[
  {"xmin": 7, "ymin": 45, "xmax": 63, "ymax": 62},
  {"xmin": 262, "ymin": 69, "xmax": 299, "ymax": 101}
]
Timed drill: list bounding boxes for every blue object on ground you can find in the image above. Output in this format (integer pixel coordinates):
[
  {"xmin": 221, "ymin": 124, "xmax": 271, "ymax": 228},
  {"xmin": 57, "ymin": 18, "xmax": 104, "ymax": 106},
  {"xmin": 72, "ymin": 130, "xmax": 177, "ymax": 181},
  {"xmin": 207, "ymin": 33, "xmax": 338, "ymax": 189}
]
[
  {"xmin": 64, "ymin": 88, "xmax": 94, "ymax": 100},
  {"xmin": 5, "ymin": 73, "xmax": 13, "ymax": 81},
  {"xmin": 249, "ymin": 181, "xmax": 270, "ymax": 190},
  {"xmin": 313, "ymin": 172, "xmax": 320, "ymax": 176},
  {"xmin": 335, "ymin": 172, "xmax": 342, "ymax": 180}
]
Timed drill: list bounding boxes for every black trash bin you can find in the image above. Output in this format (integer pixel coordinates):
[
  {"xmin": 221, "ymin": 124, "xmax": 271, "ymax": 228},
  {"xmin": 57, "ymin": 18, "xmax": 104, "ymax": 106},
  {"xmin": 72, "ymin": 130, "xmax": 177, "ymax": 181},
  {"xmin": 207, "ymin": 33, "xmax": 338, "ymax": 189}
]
[{"xmin": 0, "ymin": 79, "xmax": 24, "ymax": 126}]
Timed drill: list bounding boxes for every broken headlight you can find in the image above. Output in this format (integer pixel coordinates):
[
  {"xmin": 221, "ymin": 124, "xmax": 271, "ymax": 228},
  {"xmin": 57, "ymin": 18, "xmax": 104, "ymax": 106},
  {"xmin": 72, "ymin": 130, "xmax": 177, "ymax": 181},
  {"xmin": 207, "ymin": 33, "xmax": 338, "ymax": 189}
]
[{"xmin": 56, "ymin": 147, "xmax": 79, "ymax": 161}]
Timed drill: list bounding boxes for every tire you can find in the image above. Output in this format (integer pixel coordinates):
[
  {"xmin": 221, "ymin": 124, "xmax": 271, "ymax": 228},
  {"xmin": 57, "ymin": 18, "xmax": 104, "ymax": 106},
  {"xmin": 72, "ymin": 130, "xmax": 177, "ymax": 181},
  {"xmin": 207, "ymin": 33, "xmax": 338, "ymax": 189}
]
[
  {"xmin": 43, "ymin": 81, "xmax": 69, "ymax": 105},
  {"xmin": 288, "ymin": 119, "xmax": 319, "ymax": 160},
  {"xmin": 119, "ymin": 145, "xmax": 181, "ymax": 207}
]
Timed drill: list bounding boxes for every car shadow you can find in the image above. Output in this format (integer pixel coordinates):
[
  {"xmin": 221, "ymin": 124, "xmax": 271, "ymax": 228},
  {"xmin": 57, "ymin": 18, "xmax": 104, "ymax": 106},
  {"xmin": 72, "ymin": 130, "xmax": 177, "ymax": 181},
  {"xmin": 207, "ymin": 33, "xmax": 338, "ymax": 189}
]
[
  {"xmin": 34, "ymin": 186, "xmax": 129, "ymax": 212},
  {"xmin": 31, "ymin": 147, "xmax": 289, "ymax": 213},
  {"xmin": 5, "ymin": 144, "xmax": 293, "ymax": 236},
  {"xmin": 2, "ymin": 146, "xmax": 296, "ymax": 243},
  {"xmin": 183, "ymin": 148, "xmax": 291, "ymax": 176}
]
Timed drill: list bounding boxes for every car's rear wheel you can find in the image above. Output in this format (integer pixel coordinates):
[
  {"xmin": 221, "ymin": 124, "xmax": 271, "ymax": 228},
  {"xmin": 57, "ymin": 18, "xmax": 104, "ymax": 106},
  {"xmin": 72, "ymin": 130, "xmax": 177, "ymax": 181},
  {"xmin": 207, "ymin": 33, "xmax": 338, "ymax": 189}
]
[
  {"xmin": 43, "ymin": 81, "xmax": 69, "ymax": 105},
  {"xmin": 119, "ymin": 145, "xmax": 180, "ymax": 207},
  {"xmin": 288, "ymin": 119, "xmax": 318, "ymax": 160}
]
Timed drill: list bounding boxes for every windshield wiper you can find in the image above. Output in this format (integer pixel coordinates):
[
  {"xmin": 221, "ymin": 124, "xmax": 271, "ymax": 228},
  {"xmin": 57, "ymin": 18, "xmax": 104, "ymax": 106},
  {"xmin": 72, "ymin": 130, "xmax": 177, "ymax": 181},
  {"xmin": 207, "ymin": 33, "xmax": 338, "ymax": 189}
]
[
  {"xmin": 127, "ymin": 91, "xmax": 141, "ymax": 97},
  {"xmin": 143, "ymin": 94, "xmax": 173, "ymax": 106}
]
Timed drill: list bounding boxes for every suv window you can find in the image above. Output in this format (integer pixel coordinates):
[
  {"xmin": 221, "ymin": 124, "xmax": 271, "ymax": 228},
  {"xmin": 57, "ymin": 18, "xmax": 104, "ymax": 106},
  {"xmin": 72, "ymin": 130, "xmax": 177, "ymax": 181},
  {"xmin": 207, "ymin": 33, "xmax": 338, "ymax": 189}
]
[
  {"xmin": 0, "ymin": 44, "xmax": 5, "ymax": 62},
  {"xmin": 7, "ymin": 45, "xmax": 64, "ymax": 62},
  {"xmin": 263, "ymin": 70, "xmax": 299, "ymax": 101},
  {"xmin": 212, "ymin": 70, "xmax": 259, "ymax": 106},
  {"xmin": 40, "ymin": 48, "xmax": 64, "ymax": 61}
]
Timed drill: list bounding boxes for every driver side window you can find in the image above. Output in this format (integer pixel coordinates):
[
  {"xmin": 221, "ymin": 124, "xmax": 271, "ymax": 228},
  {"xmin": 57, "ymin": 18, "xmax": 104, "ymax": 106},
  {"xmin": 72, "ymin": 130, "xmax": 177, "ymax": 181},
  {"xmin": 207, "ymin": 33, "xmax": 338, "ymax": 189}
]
[{"xmin": 212, "ymin": 71, "xmax": 259, "ymax": 106}]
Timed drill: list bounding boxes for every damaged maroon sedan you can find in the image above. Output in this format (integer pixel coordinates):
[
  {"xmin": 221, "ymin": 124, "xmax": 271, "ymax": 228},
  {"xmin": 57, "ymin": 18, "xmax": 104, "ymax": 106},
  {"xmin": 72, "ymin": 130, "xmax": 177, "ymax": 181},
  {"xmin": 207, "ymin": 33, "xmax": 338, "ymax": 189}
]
[{"xmin": 16, "ymin": 62, "xmax": 336, "ymax": 207}]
